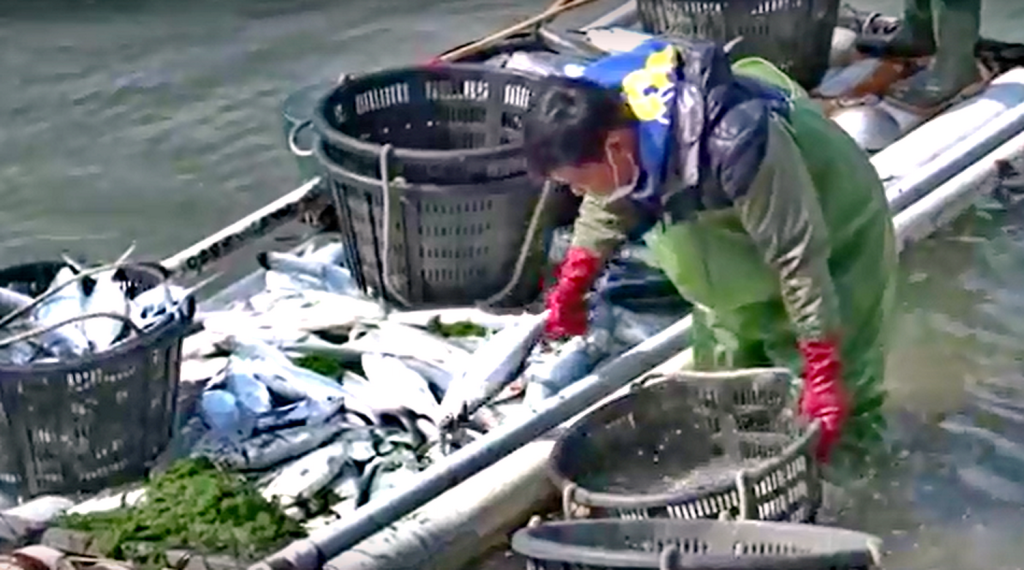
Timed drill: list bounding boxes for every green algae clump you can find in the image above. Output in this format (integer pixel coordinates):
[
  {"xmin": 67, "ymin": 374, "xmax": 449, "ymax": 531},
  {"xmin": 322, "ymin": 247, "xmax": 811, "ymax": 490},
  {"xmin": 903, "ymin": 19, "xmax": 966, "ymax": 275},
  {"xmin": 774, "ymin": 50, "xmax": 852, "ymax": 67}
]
[{"xmin": 58, "ymin": 458, "xmax": 305, "ymax": 569}]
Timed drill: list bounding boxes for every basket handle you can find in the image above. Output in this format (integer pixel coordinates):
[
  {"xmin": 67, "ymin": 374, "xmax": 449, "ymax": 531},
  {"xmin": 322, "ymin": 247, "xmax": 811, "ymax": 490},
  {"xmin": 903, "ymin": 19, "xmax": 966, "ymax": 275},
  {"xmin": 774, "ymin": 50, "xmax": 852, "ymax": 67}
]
[
  {"xmin": 0, "ymin": 311, "xmax": 145, "ymax": 350},
  {"xmin": 287, "ymin": 119, "xmax": 315, "ymax": 158},
  {"xmin": 475, "ymin": 179, "xmax": 554, "ymax": 308},
  {"xmin": 377, "ymin": 144, "xmax": 414, "ymax": 308}
]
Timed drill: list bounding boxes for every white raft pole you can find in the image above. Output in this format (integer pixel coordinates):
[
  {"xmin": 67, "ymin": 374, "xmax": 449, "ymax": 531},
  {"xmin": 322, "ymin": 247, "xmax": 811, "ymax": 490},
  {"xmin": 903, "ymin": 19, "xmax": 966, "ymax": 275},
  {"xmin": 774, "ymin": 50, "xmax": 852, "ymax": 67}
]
[{"xmin": 240, "ymin": 27, "xmax": 1024, "ymax": 570}]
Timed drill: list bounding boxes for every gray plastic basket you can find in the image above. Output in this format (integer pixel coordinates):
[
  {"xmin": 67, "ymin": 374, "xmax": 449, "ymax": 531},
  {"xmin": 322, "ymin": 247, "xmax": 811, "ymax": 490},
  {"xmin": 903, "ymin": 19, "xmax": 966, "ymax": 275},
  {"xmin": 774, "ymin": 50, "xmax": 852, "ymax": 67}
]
[
  {"xmin": 312, "ymin": 64, "xmax": 554, "ymax": 308},
  {"xmin": 636, "ymin": 0, "xmax": 841, "ymax": 89},
  {"xmin": 511, "ymin": 518, "xmax": 883, "ymax": 570},
  {"xmin": 548, "ymin": 368, "xmax": 822, "ymax": 523},
  {"xmin": 0, "ymin": 261, "xmax": 192, "ymax": 499}
]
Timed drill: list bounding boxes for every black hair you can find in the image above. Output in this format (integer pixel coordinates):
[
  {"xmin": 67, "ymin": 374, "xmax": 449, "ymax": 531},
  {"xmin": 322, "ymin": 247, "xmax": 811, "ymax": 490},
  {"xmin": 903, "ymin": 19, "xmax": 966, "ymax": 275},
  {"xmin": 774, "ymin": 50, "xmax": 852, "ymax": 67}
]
[{"xmin": 523, "ymin": 75, "xmax": 634, "ymax": 178}]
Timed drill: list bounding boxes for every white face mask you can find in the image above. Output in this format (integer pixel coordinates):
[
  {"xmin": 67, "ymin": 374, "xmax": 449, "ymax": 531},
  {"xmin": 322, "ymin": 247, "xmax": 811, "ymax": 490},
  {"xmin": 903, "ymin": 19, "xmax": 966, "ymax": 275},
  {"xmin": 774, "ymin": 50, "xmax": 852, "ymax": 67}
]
[{"xmin": 606, "ymin": 145, "xmax": 639, "ymax": 202}]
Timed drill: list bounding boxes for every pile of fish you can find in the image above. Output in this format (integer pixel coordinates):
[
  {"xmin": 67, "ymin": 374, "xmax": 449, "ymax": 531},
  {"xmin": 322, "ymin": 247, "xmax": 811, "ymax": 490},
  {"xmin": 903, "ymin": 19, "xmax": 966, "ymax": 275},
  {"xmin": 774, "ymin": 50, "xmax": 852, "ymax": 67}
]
[
  {"xmin": 0, "ymin": 245, "xmax": 193, "ymax": 366},
  {"xmin": 172, "ymin": 239, "xmax": 685, "ymax": 526}
]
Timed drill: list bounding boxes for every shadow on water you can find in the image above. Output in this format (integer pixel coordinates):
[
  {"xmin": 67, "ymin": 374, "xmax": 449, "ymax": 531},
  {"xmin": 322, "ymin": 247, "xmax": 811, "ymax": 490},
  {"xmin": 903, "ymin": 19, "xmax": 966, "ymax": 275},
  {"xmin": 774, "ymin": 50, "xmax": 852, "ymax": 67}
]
[{"xmin": 821, "ymin": 196, "xmax": 1024, "ymax": 570}]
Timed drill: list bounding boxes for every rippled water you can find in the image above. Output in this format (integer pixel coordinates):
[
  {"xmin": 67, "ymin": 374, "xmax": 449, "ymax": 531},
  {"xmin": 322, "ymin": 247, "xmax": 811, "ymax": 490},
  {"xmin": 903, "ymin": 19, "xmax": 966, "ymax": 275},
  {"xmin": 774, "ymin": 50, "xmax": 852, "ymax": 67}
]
[{"xmin": 4, "ymin": 0, "xmax": 1024, "ymax": 568}]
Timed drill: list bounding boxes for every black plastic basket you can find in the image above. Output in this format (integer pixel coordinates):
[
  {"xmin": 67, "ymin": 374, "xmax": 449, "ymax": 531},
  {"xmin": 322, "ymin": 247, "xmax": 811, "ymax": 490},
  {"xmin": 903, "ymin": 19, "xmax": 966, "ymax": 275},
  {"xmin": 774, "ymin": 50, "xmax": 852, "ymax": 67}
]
[
  {"xmin": 311, "ymin": 64, "xmax": 554, "ymax": 307},
  {"xmin": 549, "ymin": 368, "xmax": 822, "ymax": 523},
  {"xmin": 511, "ymin": 519, "xmax": 883, "ymax": 570},
  {"xmin": 636, "ymin": 0, "xmax": 841, "ymax": 89},
  {"xmin": 0, "ymin": 261, "xmax": 194, "ymax": 498}
]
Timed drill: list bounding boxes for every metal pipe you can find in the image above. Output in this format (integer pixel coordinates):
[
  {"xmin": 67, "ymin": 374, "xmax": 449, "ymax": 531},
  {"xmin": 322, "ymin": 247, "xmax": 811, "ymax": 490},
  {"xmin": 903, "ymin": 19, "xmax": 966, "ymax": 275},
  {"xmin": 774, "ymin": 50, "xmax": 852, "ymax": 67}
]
[
  {"xmin": 160, "ymin": 176, "xmax": 324, "ymax": 278},
  {"xmin": 886, "ymin": 101, "xmax": 1024, "ymax": 214},
  {"xmin": 893, "ymin": 130, "xmax": 1024, "ymax": 253},
  {"xmin": 250, "ymin": 314, "xmax": 694, "ymax": 570}
]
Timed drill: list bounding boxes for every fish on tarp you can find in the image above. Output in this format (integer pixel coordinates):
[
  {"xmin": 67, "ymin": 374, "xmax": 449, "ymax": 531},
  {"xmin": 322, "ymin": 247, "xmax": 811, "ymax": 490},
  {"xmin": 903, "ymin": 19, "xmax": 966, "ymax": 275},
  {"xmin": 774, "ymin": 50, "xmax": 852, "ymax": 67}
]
[
  {"xmin": 341, "ymin": 321, "xmax": 471, "ymax": 370},
  {"xmin": 224, "ymin": 356, "xmax": 273, "ymax": 415},
  {"xmin": 223, "ymin": 336, "xmax": 347, "ymax": 405},
  {"xmin": 522, "ymin": 333, "xmax": 611, "ymax": 411},
  {"xmin": 199, "ymin": 293, "xmax": 384, "ymax": 338},
  {"xmin": 361, "ymin": 353, "xmax": 443, "ymax": 424},
  {"xmin": 524, "ymin": 333, "xmax": 602, "ymax": 409},
  {"xmin": 253, "ymin": 397, "xmax": 346, "ymax": 433},
  {"xmin": 199, "ymin": 389, "xmax": 254, "ymax": 442},
  {"xmin": 385, "ymin": 307, "xmax": 525, "ymax": 331},
  {"xmin": 355, "ymin": 447, "xmax": 421, "ymax": 507},
  {"xmin": 329, "ymin": 460, "xmax": 363, "ymax": 504},
  {"xmin": 257, "ymin": 251, "xmax": 360, "ymax": 297},
  {"xmin": 446, "ymin": 336, "xmax": 486, "ymax": 353},
  {"xmin": 438, "ymin": 312, "xmax": 547, "ymax": 425},
  {"xmin": 192, "ymin": 420, "xmax": 348, "ymax": 471},
  {"xmin": 245, "ymin": 269, "xmax": 382, "ymax": 319},
  {"xmin": 260, "ymin": 439, "xmax": 353, "ymax": 514},
  {"xmin": 397, "ymin": 356, "xmax": 455, "ymax": 399}
]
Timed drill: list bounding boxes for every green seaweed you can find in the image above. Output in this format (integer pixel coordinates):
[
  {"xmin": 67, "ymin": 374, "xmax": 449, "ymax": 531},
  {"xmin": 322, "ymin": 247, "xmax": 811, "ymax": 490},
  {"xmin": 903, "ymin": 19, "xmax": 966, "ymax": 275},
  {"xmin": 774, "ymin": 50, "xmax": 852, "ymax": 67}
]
[
  {"xmin": 292, "ymin": 353, "xmax": 344, "ymax": 378},
  {"xmin": 425, "ymin": 316, "xmax": 488, "ymax": 338},
  {"xmin": 57, "ymin": 458, "xmax": 305, "ymax": 569}
]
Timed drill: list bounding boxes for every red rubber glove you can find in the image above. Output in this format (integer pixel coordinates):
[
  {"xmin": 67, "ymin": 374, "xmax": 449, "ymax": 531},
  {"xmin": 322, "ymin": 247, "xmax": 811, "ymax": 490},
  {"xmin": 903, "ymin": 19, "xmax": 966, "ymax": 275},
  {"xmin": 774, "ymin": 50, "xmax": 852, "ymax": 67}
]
[
  {"xmin": 797, "ymin": 338, "xmax": 849, "ymax": 463},
  {"xmin": 545, "ymin": 247, "xmax": 604, "ymax": 339}
]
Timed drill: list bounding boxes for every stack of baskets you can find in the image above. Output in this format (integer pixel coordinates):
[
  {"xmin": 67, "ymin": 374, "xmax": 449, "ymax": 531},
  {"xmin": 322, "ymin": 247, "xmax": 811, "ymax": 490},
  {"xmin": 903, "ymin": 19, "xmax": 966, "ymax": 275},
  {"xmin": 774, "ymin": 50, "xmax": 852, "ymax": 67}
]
[
  {"xmin": 635, "ymin": 0, "xmax": 841, "ymax": 89},
  {"xmin": 509, "ymin": 367, "xmax": 882, "ymax": 569},
  {"xmin": 0, "ymin": 261, "xmax": 193, "ymax": 499},
  {"xmin": 311, "ymin": 63, "xmax": 560, "ymax": 308}
]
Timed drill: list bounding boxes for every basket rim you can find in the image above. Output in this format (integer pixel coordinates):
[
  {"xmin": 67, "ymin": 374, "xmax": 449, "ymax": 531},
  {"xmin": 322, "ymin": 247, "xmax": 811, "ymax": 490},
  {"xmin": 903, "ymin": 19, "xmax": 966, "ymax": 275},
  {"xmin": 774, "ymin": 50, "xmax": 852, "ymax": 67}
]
[
  {"xmin": 311, "ymin": 62, "xmax": 546, "ymax": 162},
  {"xmin": 547, "ymin": 374, "xmax": 821, "ymax": 508},
  {"xmin": 510, "ymin": 518, "xmax": 881, "ymax": 569},
  {"xmin": 0, "ymin": 260, "xmax": 193, "ymax": 374},
  {"xmin": 314, "ymin": 138, "xmax": 536, "ymax": 195},
  {"xmin": 0, "ymin": 310, "xmax": 190, "ymax": 374}
]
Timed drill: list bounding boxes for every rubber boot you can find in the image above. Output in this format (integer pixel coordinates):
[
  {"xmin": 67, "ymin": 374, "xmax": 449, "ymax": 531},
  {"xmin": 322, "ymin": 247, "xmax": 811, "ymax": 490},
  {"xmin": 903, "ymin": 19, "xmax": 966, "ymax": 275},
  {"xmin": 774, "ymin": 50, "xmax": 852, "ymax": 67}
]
[
  {"xmin": 886, "ymin": 0, "xmax": 982, "ymax": 112},
  {"xmin": 855, "ymin": 0, "xmax": 936, "ymax": 59}
]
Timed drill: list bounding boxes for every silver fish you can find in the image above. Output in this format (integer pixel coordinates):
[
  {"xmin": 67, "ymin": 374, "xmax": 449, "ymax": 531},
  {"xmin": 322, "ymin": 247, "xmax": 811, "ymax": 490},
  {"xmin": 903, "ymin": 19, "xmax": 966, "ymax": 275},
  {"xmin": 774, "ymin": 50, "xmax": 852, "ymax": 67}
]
[
  {"xmin": 260, "ymin": 439, "xmax": 352, "ymax": 509},
  {"xmin": 385, "ymin": 307, "xmax": 524, "ymax": 331},
  {"xmin": 200, "ymin": 389, "xmax": 254, "ymax": 442},
  {"xmin": 258, "ymin": 251, "xmax": 359, "ymax": 296},
  {"xmin": 130, "ymin": 282, "xmax": 195, "ymax": 330},
  {"xmin": 33, "ymin": 266, "xmax": 90, "ymax": 356},
  {"xmin": 398, "ymin": 356, "xmax": 455, "ymax": 396},
  {"xmin": 199, "ymin": 299, "xmax": 381, "ymax": 339},
  {"xmin": 342, "ymin": 322, "xmax": 471, "ymax": 370},
  {"xmin": 361, "ymin": 353, "xmax": 442, "ymax": 424},
  {"xmin": 329, "ymin": 460, "xmax": 363, "ymax": 501},
  {"xmin": 356, "ymin": 449, "xmax": 420, "ymax": 507},
  {"xmin": 81, "ymin": 269, "xmax": 129, "ymax": 352},
  {"xmin": 246, "ymin": 268, "xmax": 379, "ymax": 320},
  {"xmin": 439, "ymin": 312, "xmax": 547, "ymax": 424},
  {"xmin": 223, "ymin": 336, "xmax": 347, "ymax": 405},
  {"xmin": 522, "ymin": 332, "xmax": 610, "ymax": 411},
  {"xmin": 446, "ymin": 336, "xmax": 486, "ymax": 353},
  {"xmin": 340, "ymin": 428, "xmax": 379, "ymax": 463},
  {"xmin": 253, "ymin": 398, "xmax": 345, "ymax": 433},
  {"xmin": 0, "ymin": 287, "xmax": 32, "ymax": 319},
  {"xmin": 247, "ymin": 364, "xmax": 308, "ymax": 402},
  {"xmin": 193, "ymin": 420, "xmax": 349, "ymax": 471},
  {"xmin": 225, "ymin": 357, "xmax": 273, "ymax": 415}
]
